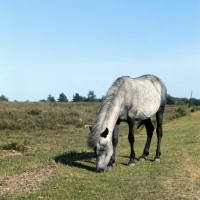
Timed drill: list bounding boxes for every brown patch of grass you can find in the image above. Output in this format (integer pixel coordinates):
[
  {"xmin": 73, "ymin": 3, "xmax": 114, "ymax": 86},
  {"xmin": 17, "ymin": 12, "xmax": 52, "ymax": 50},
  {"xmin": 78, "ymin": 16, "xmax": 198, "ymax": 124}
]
[
  {"xmin": 1, "ymin": 150, "xmax": 22, "ymax": 157},
  {"xmin": 0, "ymin": 166, "xmax": 55, "ymax": 198}
]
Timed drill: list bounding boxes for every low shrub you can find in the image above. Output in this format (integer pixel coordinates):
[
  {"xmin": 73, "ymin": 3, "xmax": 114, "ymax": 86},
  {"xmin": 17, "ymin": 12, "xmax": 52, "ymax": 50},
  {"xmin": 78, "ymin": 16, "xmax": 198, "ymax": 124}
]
[{"xmin": 1, "ymin": 140, "xmax": 29, "ymax": 152}]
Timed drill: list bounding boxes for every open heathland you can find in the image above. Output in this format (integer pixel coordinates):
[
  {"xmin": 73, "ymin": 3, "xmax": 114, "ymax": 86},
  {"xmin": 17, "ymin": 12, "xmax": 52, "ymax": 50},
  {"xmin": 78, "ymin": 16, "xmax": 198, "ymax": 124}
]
[{"xmin": 0, "ymin": 102, "xmax": 200, "ymax": 199}]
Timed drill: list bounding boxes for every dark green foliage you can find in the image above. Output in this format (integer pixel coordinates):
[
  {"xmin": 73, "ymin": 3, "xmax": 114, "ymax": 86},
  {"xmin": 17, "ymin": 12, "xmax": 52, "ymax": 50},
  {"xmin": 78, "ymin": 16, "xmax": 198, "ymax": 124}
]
[
  {"xmin": 166, "ymin": 94, "xmax": 176, "ymax": 105},
  {"xmin": 86, "ymin": 91, "xmax": 96, "ymax": 102},
  {"xmin": 40, "ymin": 99, "xmax": 47, "ymax": 102},
  {"xmin": 176, "ymin": 107, "xmax": 187, "ymax": 117},
  {"xmin": 168, "ymin": 107, "xmax": 188, "ymax": 120},
  {"xmin": 0, "ymin": 95, "xmax": 8, "ymax": 101},
  {"xmin": 73, "ymin": 92, "xmax": 101, "ymax": 102},
  {"xmin": 166, "ymin": 94, "xmax": 189, "ymax": 105},
  {"xmin": 167, "ymin": 94, "xmax": 200, "ymax": 106},
  {"xmin": 191, "ymin": 106, "xmax": 200, "ymax": 112},
  {"xmin": 72, "ymin": 93, "xmax": 86, "ymax": 102},
  {"xmin": 1, "ymin": 140, "xmax": 29, "ymax": 152},
  {"xmin": 192, "ymin": 98, "xmax": 200, "ymax": 106},
  {"xmin": 57, "ymin": 93, "xmax": 68, "ymax": 102},
  {"xmin": 47, "ymin": 94, "xmax": 55, "ymax": 102}
]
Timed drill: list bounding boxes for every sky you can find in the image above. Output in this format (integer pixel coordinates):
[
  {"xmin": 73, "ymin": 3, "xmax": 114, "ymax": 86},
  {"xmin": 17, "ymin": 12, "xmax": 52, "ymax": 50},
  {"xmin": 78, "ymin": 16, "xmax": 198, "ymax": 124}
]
[{"xmin": 0, "ymin": 0, "xmax": 200, "ymax": 101}]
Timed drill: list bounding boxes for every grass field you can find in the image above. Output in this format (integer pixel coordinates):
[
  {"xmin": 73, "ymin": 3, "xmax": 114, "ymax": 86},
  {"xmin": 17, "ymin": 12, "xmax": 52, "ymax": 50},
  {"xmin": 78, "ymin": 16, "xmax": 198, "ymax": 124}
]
[{"xmin": 0, "ymin": 102, "xmax": 200, "ymax": 199}]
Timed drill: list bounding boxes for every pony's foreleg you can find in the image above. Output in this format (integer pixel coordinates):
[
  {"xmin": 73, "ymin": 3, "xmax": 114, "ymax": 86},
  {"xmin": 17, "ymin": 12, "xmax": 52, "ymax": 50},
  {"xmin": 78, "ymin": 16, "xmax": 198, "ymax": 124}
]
[
  {"xmin": 127, "ymin": 118, "xmax": 136, "ymax": 166},
  {"xmin": 108, "ymin": 124, "xmax": 119, "ymax": 168},
  {"xmin": 154, "ymin": 109, "xmax": 164, "ymax": 161},
  {"xmin": 139, "ymin": 118, "xmax": 154, "ymax": 161}
]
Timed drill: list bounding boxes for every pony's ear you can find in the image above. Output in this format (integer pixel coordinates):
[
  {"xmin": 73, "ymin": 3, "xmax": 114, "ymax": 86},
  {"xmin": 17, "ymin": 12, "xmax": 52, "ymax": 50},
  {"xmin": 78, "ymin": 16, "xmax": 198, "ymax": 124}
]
[{"xmin": 100, "ymin": 128, "xmax": 109, "ymax": 138}]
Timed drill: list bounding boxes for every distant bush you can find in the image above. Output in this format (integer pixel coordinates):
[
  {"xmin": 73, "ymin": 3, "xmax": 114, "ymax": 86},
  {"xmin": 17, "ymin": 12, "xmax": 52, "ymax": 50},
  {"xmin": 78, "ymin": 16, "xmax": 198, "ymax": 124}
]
[
  {"xmin": 191, "ymin": 107, "xmax": 200, "ymax": 112},
  {"xmin": 0, "ymin": 95, "xmax": 9, "ymax": 101},
  {"xmin": 57, "ymin": 93, "xmax": 68, "ymax": 102},
  {"xmin": 176, "ymin": 108, "xmax": 187, "ymax": 117},
  {"xmin": 47, "ymin": 94, "xmax": 56, "ymax": 102},
  {"xmin": 72, "ymin": 93, "xmax": 86, "ymax": 102},
  {"xmin": 168, "ymin": 107, "xmax": 187, "ymax": 120},
  {"xmin": 192, "ymin": 99, "xmax": 200, "ymax": 106}
]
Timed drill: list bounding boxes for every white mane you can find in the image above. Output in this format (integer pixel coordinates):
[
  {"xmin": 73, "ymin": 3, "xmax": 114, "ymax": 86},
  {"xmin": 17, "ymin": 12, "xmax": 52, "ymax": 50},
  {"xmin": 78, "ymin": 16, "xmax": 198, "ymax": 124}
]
[{"xmin": 87, "ymin": 77, "xmax": 125, "ymax": 148}]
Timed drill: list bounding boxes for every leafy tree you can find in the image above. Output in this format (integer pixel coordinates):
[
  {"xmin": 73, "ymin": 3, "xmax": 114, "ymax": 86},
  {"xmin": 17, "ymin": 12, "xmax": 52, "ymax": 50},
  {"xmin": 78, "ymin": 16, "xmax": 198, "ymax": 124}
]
[
  {"xmin": 57, "ymin": 93, "xmax": 68, "ymax": 102},
  {"xmin": 166, "ymin": 94, "xmax": 190, "ymax": 105},
  {"xmin": 0, "ymin": 95, "xmax": 9, "ymax": 101},
  {"xmin": 166, "ymin": 94, "xmax": 175, "ymax": 105},
  {"xmin": 73, "ymin": 93, "xmax": 86, "ymax": 102},
  {"xmin": 47, "ymin": 94, "xmax": 56, "ymax": 102},
  {"xmin": 193, "ymin": 98, "xmax": 200, "ymax": 106},
  {"xmin": 87, "ymin": 91, "xmax": 96, "ymax": 102}
]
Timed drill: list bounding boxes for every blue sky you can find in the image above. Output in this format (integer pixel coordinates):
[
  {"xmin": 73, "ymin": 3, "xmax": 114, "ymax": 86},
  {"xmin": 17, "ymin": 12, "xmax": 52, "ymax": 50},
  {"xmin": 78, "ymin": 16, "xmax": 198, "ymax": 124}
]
[{"xmin": 0, "ymin": 0, "xmax": 200, "ymax": 101}]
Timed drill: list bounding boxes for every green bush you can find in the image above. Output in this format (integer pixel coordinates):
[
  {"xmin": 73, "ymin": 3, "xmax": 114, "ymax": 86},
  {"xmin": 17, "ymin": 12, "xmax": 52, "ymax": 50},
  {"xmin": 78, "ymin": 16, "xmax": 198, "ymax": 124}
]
[
  {"xmin": 1, "ymin": 141, "xmax": 29, "ymax": 152},
  {"xmin": 177, "ymin": 108, "xmax": 187, "ymax": 117},
  {"xmin": 168, "ymin": 107, "xmax": 187, "ymax": 120}
]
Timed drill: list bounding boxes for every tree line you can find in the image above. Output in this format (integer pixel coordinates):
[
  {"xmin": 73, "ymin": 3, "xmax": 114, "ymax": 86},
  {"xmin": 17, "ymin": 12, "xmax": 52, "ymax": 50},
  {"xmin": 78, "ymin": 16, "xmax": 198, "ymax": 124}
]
[
  {"xmin": 41, "ymin": 91, "xmax": 102, "ymax": 102},
  {"xmin": 0, "ymin": 93, "xmax": 200, "ymax": 106},
  {"xmin": 166, "ymin": 94, "xmax": 200, "ymax": 106}
]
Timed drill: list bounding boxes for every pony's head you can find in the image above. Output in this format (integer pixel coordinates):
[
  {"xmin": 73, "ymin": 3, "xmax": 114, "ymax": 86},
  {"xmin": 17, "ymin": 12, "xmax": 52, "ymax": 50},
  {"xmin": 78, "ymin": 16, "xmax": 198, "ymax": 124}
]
[{"xmin": 94, "ymin": 128, "xmax": 113, "ymax": 172}]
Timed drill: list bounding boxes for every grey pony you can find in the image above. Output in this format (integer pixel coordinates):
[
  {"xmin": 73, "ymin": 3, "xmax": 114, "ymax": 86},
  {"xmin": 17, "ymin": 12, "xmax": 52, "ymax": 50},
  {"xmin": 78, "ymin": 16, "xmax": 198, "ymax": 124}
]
[{"xmin": 87, "ymin": 74, "xmax": 167, "ymax": 172}]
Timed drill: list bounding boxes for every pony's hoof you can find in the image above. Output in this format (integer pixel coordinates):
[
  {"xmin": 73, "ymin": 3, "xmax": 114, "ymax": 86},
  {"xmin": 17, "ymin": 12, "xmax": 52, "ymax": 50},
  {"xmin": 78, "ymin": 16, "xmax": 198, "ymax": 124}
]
[
  {"xmin": 128, "ymin": 162, "xmax": 135, "ymax": 167},
  {"xmin": 107, "ymin": 166, "xmax": 113, "ymax": 171},
  {"xmin": 154, "ymin": 157, "xmax": 160, "ymax": 162},
  {"xmin": 139, "ymin": 157, "xmax": 145, "ymax": 162}
]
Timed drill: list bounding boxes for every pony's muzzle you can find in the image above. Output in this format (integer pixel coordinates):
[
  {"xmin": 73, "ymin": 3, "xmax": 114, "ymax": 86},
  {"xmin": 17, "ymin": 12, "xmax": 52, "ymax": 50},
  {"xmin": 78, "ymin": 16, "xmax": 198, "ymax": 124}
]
[{"xmin": 95, "ymin": 168, "xmax": 106, "ymax": 173}]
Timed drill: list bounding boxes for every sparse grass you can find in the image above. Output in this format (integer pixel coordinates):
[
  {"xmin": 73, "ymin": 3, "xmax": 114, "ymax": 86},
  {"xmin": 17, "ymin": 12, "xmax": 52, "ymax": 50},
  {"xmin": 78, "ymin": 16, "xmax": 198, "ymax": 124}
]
[
  {"xmin": 0, "ymin": 102, "xmax": 200, "ymax": 199},
  {"xmin": 0, "ymin": 102, "xmax": 99, "ymax": 131}
]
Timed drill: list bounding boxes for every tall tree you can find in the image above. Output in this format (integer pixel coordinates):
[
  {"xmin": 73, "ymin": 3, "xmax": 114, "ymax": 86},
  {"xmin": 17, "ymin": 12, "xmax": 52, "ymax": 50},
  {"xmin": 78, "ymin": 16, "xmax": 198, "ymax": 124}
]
[
  {"xmin": 57, "ymin": 93, "xmax": 68, "ymax": 102},
  {"xmin": 166, "ymin": 94, "xmax": 175, "ymax": 105},
  {"xmin": 87, "ymin": 91, "xmax": 96, "ymax": 101},
  {"xmin": 47, "ymin": 94, "xmax": 56, "ymax": 102},
  {"xmin": 0, "ymin": 95, "xmax": 9, "ymax": 101}
]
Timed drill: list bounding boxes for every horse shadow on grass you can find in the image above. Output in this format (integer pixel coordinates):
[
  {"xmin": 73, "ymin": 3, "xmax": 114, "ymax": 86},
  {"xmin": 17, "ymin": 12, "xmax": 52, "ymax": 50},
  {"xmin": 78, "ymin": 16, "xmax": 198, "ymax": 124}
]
[
  {"xmin": 54, "ymin": 151, "xmax": 95, "ymax": 172},
  {"xmin": 54, "ymin": 152, "xmax": 155, "ymax": 171}
]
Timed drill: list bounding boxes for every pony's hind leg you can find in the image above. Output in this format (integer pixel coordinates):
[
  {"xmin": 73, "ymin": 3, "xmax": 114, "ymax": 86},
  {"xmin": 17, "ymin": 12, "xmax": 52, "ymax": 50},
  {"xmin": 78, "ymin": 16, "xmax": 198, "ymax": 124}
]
[
  {"xmin": 154, "ymin": 106, "xmax": 165, "ymax": 161},
  {"xmin": 127, "ymin": 118, "xmax": 136, "ymax": 166},
  {"xmin": 139, "ymin": 118, "xmax": 154, "ymax": 161}
]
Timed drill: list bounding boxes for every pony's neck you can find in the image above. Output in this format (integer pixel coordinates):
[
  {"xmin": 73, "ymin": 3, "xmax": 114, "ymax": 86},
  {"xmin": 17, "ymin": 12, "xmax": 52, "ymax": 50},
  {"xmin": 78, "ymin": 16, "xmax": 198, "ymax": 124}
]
[{"xmin": 102, "ymin": 100, "xmax": 121, "ymax": 138}]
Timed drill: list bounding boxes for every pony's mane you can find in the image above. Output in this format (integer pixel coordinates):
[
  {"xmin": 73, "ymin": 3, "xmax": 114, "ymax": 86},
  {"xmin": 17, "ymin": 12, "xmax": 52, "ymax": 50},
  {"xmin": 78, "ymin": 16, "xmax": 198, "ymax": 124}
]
[{"xmin": 87, "ymin": 77, "xmax": 125, "ymax": 148}]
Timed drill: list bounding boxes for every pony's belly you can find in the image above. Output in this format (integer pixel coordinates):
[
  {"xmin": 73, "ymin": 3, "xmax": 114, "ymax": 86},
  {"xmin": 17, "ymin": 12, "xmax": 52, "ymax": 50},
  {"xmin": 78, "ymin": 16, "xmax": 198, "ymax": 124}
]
[
  {"xmin": 135, "ymin": 110, "xmax": 149, "ymax": 120},
  {"xmin": 135, "ymin": 105, "xmax": 159, "ymax": 120}
]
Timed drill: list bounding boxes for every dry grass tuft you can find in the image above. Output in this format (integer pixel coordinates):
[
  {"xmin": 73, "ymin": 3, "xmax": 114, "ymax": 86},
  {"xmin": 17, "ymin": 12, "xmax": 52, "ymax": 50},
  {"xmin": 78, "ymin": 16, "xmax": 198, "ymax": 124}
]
[{"xmin": 1, "ymin": 150, "xmax": 22, "ymax": 157}]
